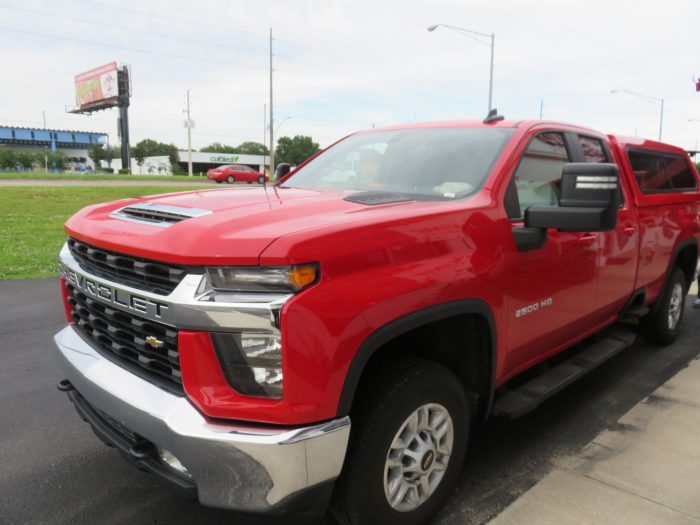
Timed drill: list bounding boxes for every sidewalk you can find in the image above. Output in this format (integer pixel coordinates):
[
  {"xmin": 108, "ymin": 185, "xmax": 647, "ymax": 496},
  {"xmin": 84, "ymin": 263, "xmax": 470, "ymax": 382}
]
[{"xmin": 489, "ymin": 296, "xmax": 700, "ymax": 524}]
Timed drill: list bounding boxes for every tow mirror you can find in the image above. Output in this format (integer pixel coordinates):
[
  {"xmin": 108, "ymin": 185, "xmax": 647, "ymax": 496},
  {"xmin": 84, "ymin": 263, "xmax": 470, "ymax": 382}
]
[
  {"xmin": 514, "ymin": 163, "xmax": 620, "ymax": 251},
  {"xmin": 526, "ymin": 163, "xmax": 619, "ymax": 232}
]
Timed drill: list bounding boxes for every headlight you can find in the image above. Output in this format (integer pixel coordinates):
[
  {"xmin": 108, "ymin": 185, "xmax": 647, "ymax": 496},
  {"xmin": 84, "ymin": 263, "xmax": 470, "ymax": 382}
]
[
  {"xmin": 210, "ymin": 332, "xmax": 283, "ymax": 398},
  {"xmin": 206, "ymin": 264, "xmax": 318, "ymax": 293}
]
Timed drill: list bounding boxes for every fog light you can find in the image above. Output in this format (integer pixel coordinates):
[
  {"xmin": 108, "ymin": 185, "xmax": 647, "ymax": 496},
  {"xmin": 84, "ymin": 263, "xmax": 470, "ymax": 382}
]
[
  {"xmin": 158, "ymin": 447, "xmax": 192, "ymax": 479},
  {"xmin": 210, "ymin": 332, "xmax": 283, "ymax": 398}
]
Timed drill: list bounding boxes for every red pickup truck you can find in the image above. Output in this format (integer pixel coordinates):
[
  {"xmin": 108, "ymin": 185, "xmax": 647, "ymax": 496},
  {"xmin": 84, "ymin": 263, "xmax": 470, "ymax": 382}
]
[{"xmin": 55, "ymin": 118, "xmax": 700, "ymax": 525}]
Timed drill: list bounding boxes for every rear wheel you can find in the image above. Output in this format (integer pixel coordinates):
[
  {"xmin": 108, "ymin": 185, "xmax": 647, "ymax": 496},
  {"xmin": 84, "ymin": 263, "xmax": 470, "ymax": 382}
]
[
  {"xmin": 215, "ymin": 180, "xmax": 223, "ymax": 184},
  {"xmin": 640, "ymin": 267, "xmax": 687, "ymax": 345},
  {"xmin": 258, "ymin": 175, "xmax": 265, "ymax": 184},
  {"xmin": 330, "ymin": 359, "xmax": 471, "ymax": 525},
  {"xmin": 226, "ymin": 175, "xmax": 235, "ymax": 184}
]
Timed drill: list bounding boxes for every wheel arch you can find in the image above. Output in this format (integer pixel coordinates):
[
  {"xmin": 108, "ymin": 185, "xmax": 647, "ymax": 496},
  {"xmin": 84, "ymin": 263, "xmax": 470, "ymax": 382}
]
[
  {"xmin": 651, "ymin": 238, "xmax": 698, "ymax": 314},
  {"xmin": 336, "ymin": 299, "xmax": 497, "ymax": 421}
]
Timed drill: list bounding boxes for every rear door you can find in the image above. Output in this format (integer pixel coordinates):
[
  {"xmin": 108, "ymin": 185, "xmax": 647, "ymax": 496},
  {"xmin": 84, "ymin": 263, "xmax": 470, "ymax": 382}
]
[{"xmin": 572, "ymin": 135, "xmax": 639, "ymax": 317}]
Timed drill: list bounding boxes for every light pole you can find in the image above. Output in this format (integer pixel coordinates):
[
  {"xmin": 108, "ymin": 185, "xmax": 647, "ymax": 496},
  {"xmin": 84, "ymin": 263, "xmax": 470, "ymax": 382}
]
[
  {"xmin": 427, "ymin": 23, "xmax": 495, "ymax": 113},
  {"xmin": 610, "ymin": 89, "xmax": 664, "ymax": 141}
]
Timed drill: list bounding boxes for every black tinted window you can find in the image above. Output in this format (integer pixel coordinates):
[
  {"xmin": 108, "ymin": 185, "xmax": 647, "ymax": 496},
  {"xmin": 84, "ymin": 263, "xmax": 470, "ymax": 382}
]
[
  {"xmin": 628, "ymin": 150, "xmax": 697, "ymax": 193},
  {"xmin": 578, "ymin": 136, "xmax": 608, "ymax": 163},
  {"xmin": 513, "ymin": 132, "xmax": 571, "ymax": 217}
]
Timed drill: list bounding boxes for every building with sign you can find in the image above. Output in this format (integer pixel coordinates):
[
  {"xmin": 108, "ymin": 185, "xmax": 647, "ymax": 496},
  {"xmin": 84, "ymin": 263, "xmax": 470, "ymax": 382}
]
[
  {"xmin": 0, "ymin": 125, "xmax": 109, "ymax": 170},
  {"xmin": 109, "ymin": 150, "xmax": 269, "ymax": 175}
]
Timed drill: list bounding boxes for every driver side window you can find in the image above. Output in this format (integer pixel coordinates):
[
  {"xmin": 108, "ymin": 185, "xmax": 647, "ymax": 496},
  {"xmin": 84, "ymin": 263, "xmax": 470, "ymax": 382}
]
[{"xmin": 513, "ymin": 132, "xmax": 571, "ymax": 218}]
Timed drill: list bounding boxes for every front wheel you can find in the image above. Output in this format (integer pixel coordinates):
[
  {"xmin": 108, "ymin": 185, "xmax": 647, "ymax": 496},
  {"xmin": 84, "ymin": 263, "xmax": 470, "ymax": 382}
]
[
  {"xmin": 330, "ymin": 359, "xmax": 471, "ymax": 525},
  {"xmin": 640, "ymin": 267, "xmax": 687, "ymax": 345},
  {"xmin": 258, "ymin": 175, "xmax": 265, "ymax": 184}
]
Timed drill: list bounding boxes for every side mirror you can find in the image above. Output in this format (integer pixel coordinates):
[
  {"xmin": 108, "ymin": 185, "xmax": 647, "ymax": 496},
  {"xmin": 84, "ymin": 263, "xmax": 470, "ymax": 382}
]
[
  {"xmin": 526, "ymin": 163, "xmax": 620, "ymax": 232},
  {"xmin": 275, "ymin": 163, "xmax": 291, "ymax": 179}
]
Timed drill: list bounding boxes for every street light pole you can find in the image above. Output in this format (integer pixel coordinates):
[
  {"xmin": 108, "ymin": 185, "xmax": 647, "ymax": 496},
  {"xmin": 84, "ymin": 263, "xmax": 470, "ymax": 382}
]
[
  {"xmin": 610, "ymin": 89, "xmax": 664, "ymax": 141},
  {"xmin": 186, "ymin": 89, "xmax": 193, "ymax": 177},
  {"xmin": 269, "ymin": 27, "xmax": 275, "ymax": 177},
  {"xmin": 427, "ymin": 23, "xmax": 495, "ymax": 113}
]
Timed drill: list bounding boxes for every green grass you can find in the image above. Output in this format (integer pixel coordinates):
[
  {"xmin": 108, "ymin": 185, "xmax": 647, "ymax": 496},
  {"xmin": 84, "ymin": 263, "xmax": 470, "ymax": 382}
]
[
  {"xmin": 0, "ymin": 186, "xmax": 197, "ymax": 280},
  {"xmin": 0, "ymin": 172, "xmax": 208, "ymax": 182}
]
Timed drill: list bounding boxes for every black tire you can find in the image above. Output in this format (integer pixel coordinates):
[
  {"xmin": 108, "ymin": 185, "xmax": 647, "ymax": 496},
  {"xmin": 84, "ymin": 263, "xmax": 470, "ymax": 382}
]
[
  {"xmin": 330, "ymin": 359, "xmax": 471, "ymax": 525},
  {"xmin": 226, "ymin": 175, "xmax": 235, "ymax": 184},
  {"xmin": 640, "ymin": 267, "xmax": 687, "ymax": 346},
  {"xmin": 215, "ymin": 180, "xmax": 223, "ymax": 184},
  {"xmin": 258, "ymin": 175, "xmax": 265, "ymax": 184}
]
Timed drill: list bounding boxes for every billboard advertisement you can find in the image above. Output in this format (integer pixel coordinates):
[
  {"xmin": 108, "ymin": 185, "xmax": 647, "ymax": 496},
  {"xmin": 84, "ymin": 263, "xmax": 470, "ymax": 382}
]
[{"xmin": 74, "ymin": 61, "xmax": 119, "ymax": 109}]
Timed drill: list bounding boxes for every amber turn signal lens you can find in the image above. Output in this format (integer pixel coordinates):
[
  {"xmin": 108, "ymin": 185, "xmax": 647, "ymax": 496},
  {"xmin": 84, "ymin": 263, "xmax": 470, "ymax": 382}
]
[{"xmin": 288, "ymin": 265, "xmax": 318, "ymax": 291}]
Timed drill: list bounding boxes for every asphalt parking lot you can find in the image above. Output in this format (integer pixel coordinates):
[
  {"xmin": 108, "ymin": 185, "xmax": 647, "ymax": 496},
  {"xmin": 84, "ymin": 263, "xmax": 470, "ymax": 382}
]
[{"xmin": 1, "ymin": 278, "xmax": 699, "ymax": 525}]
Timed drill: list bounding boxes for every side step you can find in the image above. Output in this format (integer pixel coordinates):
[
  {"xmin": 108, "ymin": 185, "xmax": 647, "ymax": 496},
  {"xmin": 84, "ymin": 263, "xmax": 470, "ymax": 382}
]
[{"xmin": 491, "ymin": 329, "xmax": 636, "ymax": 419}]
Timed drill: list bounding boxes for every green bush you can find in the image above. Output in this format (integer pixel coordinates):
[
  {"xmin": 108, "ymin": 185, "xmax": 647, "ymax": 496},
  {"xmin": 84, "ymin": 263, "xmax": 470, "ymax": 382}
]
[{"xmin": 117, "ymin": 168, "xmax": 131, "ymax": 175}]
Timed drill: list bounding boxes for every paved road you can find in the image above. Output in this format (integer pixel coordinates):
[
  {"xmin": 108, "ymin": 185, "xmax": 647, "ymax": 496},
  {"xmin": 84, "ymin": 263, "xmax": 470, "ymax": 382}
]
[
  {"xmin": 1, "ymin": 278, "xmax": 698, "ymax": 525},
  {"xmin": 0, "ymin": 179, "xmax": 214, "ymax": 187}
]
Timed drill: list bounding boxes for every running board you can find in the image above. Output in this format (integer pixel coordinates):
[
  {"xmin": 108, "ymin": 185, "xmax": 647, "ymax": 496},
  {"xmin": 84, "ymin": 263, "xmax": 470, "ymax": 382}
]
[{"xmin": 491, "ymin": 330, "xmax": 636, "ymax": 419}]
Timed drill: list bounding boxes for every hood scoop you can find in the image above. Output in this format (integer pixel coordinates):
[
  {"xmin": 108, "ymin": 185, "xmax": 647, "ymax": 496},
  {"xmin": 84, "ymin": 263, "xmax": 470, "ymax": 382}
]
[
  {"xmin": 111, "ymin": 202, "xmax": 212, "ymax": 227},
  {"xmin": 344, "ymin": 192, "xmax": 414, "ymax": 206}
]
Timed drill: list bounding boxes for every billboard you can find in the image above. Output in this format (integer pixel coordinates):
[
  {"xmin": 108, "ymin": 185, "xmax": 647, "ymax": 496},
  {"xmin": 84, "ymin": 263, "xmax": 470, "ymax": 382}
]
[{"xmin": 74, "ymin": 61, "xmax": 119, "ymax": 109}]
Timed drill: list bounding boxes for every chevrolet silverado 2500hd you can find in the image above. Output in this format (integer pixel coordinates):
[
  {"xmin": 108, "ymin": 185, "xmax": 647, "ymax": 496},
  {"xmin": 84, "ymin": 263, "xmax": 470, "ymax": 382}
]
[{"xmin": 55, "ymin": 118, "xmax": 700, "ymax": 525}]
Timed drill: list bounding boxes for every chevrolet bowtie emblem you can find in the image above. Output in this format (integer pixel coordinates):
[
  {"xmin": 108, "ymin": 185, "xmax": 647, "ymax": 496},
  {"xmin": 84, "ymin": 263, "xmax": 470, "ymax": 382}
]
[{"xmin": 145, "ymin": 336, "xmax": 164, "ymax": 349}]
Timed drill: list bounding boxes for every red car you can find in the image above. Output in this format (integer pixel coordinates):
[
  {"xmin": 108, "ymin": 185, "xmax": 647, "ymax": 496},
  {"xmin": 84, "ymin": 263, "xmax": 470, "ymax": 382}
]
[{"xmin": 206, "ymin": 164, "xmax": 268, "ymax": 184}]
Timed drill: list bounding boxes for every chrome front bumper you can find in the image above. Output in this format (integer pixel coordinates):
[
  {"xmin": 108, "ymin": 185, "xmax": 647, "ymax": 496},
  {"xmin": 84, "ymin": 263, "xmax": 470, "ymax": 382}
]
[{"xmin": 54, "ymin": 325, "xmax": 351, "ymax": 512}]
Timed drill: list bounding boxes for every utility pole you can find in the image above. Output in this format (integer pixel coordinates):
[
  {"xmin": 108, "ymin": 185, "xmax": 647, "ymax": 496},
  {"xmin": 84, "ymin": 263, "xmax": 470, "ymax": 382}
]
[
  {"xmin": 263, "ymin": 103, "xmax": 267, "ymax": 174},
  {"xmin": 42, "ymin": 110, "xmax": 46, "ymax": 128},
  {"xmin": 186, "ymin": 89, "xmax": 193, "ymax": 177},
  {"xmin": 269, "ymin": 27, "xmax": 275, "ymax": 177},
  {"xmin": 539, "ymin": 99, "xmax": 544, "ymax": 119}
]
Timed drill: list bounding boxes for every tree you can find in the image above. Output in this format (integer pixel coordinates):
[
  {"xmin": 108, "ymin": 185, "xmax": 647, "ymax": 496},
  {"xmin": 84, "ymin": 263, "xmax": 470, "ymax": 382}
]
[
  {"xmin": 131, "ymin": 139, "xmax": 180, "ymax": 170},
  {"xmin": 16, "ymin": 151, "xmax": 36, "ymax": 170},
  {"xmin": 88, "ymin": 144, "xmax": 107, "ymax": 167},
  {"xmin": 0, "ymin": 148, "xmax": 17, "ymax": 171},
  {"xmin": 47, "ymin": 151, "xmax": 69, "ymax": 171},
  {"xmin": 200, "ymin": 142, "xmax": 238, "ymax": 154},
  {"xmin": 235, "ymin": 141, "xmax": 269, "ymax": 155},
  {"xmin": 275, "ymin": 135, "xmax": 320, "ymax": 166}
]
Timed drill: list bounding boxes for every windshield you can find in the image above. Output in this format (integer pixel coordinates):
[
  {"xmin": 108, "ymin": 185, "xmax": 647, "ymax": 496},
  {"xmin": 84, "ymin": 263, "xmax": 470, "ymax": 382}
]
[{"xmin": 281, "ymin": 126, "xmax": 514, "ymax": 199}]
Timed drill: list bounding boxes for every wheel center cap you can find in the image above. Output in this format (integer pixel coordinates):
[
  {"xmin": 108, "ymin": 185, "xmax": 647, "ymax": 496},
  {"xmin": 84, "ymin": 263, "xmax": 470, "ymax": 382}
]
[{"xmin": 420, "ymin": 450, "xmax": 435, "ymax": 471}]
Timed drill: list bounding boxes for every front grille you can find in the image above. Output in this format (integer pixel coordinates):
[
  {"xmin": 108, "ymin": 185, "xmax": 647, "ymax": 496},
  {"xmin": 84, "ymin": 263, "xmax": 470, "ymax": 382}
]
[
  {"xmin": 66, "ymin": 282, "xmax": 183, "ymax": 393},
  {"xmin": 68, "ymin": 238, "xmax": 187, "ymax": 295}
]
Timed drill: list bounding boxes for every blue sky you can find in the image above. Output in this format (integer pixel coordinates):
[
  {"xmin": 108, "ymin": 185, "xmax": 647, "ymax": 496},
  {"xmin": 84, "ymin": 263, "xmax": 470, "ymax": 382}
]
[{"xmin": 1, "ymin": 0, "xmax": 699, "ymax": 152}]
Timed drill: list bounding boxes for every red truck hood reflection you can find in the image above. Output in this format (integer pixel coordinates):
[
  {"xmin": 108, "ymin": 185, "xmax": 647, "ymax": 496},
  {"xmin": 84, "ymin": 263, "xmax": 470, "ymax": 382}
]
[{"xmin": 64, "ymin": 186, "xmax": 411, "ymax": 266}]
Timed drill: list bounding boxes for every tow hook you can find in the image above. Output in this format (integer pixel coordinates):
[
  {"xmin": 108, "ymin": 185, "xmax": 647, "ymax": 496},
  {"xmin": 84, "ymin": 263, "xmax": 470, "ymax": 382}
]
[
  {"xmin": 129, "ymin": 439, "xmax": 156, "ymax": 460},
  {"xmin": 57, "ymin": 379, "xmax": 74, "ymax": 392}
]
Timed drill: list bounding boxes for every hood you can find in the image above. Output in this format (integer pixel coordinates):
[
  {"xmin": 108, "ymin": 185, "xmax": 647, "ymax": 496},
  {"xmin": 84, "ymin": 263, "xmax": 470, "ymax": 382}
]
[{"xmin": 64, "ymin": 186, "xmax": 429, "ymax": 266}]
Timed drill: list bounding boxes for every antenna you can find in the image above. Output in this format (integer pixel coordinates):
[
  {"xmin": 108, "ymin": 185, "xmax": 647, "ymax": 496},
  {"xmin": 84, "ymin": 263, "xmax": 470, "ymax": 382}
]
[{"xmin": 483, "ymin": 108, "xmax": 504, "ymax": 124}]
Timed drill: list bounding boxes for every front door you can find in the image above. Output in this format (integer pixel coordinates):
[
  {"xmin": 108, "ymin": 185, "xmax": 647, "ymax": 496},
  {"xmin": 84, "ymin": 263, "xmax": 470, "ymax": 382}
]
[{"xmin": 503, "ymin": 131, "xmax": 601, "ymax": 376}]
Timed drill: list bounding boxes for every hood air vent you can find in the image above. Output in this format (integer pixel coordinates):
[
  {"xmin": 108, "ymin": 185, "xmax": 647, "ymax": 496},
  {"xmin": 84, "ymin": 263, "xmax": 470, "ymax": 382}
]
[{"xmin": 111, "ymin": 202, "xmax": 212, "ymax": 227}]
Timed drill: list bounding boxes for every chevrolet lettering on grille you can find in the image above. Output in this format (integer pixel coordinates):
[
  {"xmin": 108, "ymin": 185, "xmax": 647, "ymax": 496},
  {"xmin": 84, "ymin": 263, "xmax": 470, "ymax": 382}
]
[{"xmin": 60, "ymin": 265, "xmax": 169, "ymax": 319}]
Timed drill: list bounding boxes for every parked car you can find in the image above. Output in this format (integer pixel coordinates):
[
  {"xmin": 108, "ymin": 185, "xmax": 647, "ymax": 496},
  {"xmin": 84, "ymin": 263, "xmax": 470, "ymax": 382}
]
[
  {"xmin": 55, "ymin": 118, "xmax": 700, "ymax": 524},
  {"xmin": 206, "ymin": 164, "xmax": 268, "ymax": 184}
]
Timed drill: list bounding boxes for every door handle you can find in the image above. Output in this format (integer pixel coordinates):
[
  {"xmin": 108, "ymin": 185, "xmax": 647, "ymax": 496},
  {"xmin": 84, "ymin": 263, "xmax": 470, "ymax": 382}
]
[
  {"xmin": 623, "ymin": 224, "xmax": 637, "ymax": 235},
  {"xmin": 579, "ymin": 234, "xmax": 597, "ymax": 247}
]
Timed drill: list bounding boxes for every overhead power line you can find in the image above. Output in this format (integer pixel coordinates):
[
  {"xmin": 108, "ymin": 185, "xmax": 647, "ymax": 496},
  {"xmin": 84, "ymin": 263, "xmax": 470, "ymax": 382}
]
[
  {"xmin": 72, "ymin": 0, "xmax": 260, "ymax": 37},
  {"xmin": 0, "ymin": 26, "xmax": 265, "ymax": 69},
  {"xmin": 0, "ymin": 4, "xmax": 259, "ymax": 53}
]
